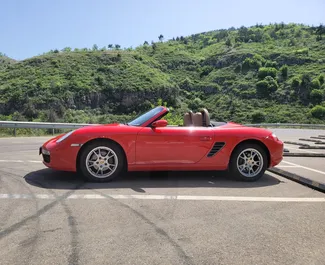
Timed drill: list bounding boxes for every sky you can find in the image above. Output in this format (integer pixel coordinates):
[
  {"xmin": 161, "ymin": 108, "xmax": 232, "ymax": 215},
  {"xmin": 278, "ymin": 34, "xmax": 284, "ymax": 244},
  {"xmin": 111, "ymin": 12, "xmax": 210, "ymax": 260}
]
[{"xmin": 1, "ymin": 0, "xmax": 324, "ymax": 60}]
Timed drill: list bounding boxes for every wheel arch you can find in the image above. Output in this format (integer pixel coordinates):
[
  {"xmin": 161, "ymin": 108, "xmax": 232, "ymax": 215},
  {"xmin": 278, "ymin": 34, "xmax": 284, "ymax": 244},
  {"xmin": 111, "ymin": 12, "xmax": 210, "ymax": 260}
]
[
  {"xmin": 76, "ymin": 138, "xmax": 128, "ymax": 172},
  {"xmin": 229, "ymin": 139, "xmax": 271, "ymax": 168}
]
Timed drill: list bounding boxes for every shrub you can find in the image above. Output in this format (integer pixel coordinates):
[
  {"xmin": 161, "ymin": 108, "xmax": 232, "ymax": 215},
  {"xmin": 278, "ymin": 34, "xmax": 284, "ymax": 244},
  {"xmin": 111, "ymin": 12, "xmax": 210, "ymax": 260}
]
[
  {"xmin": 311, "ymin": 79, "xmax": 321, "ymax": 89},
  {"xmin": 251, "ymin": 111, "xmax": 265, "ymax": 123},
  {"xmin": 310, "ymin": 105, "xmax": 325, "ymax": 119},
  {"xmin": 291, "ymin": 77, "xmax": 300, "ymax": 89},
  {"xmin": 258, "ymin": 67, "xmax": 277, "ymax": 79},
  {"xmin": 319, "ymin": 74, "xmax": 325, "ymax": 85}
]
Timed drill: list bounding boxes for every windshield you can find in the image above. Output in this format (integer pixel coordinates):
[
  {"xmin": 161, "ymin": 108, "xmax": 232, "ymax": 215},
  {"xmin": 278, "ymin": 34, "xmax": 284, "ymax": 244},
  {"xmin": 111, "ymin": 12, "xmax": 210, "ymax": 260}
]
[{"xmin": 127, "ymin": 106, "xmax": 165, "ymax": 126}]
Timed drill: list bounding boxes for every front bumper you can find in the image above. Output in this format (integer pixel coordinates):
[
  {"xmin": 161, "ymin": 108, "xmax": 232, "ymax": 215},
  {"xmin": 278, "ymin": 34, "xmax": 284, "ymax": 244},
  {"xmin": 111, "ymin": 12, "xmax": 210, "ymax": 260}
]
[
  {"xmin": 39, "ymin": 138, "xmax": 79, "ymax": 172},
  {"xmin": 39, "ymin": 146, "xmax": 51, "ymax": 163},
  {"xmin": 268, "ymin": 139, "xmax": 284, "ymax": 168}
]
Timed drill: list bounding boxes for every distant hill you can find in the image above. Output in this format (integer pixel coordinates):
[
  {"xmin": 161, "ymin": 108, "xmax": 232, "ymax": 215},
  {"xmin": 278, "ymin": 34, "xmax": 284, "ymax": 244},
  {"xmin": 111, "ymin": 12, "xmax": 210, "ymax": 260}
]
[
  {"xmin": 0, "ymin": 53, "xmax": 16, "ymax": 70},
  {"xmin": 1, "ymin": 23, "xmax": 325, "ymax": 125}
]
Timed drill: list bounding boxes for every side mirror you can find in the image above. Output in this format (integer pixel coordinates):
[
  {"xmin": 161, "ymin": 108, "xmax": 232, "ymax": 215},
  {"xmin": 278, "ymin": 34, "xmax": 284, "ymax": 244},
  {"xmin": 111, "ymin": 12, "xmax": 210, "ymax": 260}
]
[{"xmin": 151, "ymin": 119, "xmax": 168, "ymax": 128}]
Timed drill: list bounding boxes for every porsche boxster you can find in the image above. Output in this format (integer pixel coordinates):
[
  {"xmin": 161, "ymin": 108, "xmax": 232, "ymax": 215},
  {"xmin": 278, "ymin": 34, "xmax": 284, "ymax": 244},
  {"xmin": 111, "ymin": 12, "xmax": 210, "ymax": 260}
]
[{"xmin": 39, "ymin": 106, "xmax": 283, "ymax": 182}]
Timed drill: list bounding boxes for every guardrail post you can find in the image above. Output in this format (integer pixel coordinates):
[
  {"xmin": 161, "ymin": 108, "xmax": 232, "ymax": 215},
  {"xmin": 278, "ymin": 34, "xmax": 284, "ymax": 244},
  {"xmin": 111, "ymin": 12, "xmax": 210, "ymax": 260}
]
[
  {"xmin": 13, "ymin": 127, "xmax": 16, "ymax": 137},
  {"xmin": 52, "ymin": 128, "xmax": 54, "ymax": 135}
]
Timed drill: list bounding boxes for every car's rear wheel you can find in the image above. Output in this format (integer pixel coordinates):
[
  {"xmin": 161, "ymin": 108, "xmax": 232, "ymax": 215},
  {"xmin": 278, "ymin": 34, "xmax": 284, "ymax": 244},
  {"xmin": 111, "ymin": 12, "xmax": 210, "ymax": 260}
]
[
  {"xmin": 79, "ymin": 141, "xmax": 125, "ymax": 182},
  {"xmin": 229, "ymin": 143, "xmax": 268, "ymax": 181}
]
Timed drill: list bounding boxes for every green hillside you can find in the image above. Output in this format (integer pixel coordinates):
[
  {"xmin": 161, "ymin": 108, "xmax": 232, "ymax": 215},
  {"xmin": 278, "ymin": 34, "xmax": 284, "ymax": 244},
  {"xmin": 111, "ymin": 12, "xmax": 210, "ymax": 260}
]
[{"xmin": 1, "ymin": 23, "xmax": 325, "ymax": 128}]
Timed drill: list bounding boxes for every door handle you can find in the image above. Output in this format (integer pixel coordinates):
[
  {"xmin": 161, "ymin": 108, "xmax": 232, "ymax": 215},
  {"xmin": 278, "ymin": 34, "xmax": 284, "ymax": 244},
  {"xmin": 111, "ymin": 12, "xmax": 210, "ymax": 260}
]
[{"xmin": 200, "ymin": 136, "xmax": 212, "ymax": 141}]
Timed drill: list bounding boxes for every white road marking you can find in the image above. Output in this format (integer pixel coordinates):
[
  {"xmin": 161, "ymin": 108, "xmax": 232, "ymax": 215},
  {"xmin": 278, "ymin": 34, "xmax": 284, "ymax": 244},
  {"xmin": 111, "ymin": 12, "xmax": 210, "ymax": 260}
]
[
  {"xmin": 0, "ymin": 193, "xmax": 324, "ymax": 202},
  {"xmin": 0, "ymin": 160, "xmax": 42, "ymax": 163},
  {"xmin": 276, "ymin": 165, "xmax": 301, "ymax": 168},
  {"xmin": 282, "ymin": 160, "xmax": 325, "ymax": 175}
]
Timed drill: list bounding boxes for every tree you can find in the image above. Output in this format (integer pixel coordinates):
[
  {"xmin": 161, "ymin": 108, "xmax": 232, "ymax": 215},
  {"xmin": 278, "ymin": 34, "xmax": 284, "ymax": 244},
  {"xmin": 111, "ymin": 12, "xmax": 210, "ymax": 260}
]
[
  {"xmin": 23, "ymin": 101, "xmax": 37, "ymax": 120},
  {"xmin": 152, "ymin": 42, "xmax": 157, "ymax": 52},
  {"xmin": 280, "ymin": 65, "xmax": 288, "ymax": 79},
  {"xmin": 158, "ymin": 34, "xmax": 164, "ymax": 42},
  {"xmin": 225, "ymin": 38, "xmax": 232, "ymax": 47},
  {"xmin": 62, "ymin": 47, "xmax": 72, "ymax": 52},
  {"xmin": 310, "ymin": 89, "xmax": 323, "ymax": 105},
  {"xmin": 242, "ymin": 56, "xmax": 263, "ymax": 72},
  {"xmin": 108, "ymin": 44, "xmax": 113, "ymax": 49},
  {"xmin": 256, "ymin": 76, "xmax": 278, "ymax": 98},
  {"xmin": 318, "ymin": 74, "xmax": 324, "ymax": 85},
  {"xmin": 143, "ymin": 41, "xmax": 149, "ymax": 45},
  {"xmin": 179, "ymin": 77, "xmax": 193, "ymax": 90},
  {"xmin": 92, "ymin": 44, "xmax": 98, "ymax": 51},
  {"xmin": 47, "ymin": 109, "xmax": 58, "ymax": 122},
  {"xmin": 315, "ymin": 24, "xmax": 325, "ymax": 40},
  {"xmin": 297, "ymin": 73, "xmax": 313, "ymax": 104},
  {"xmin": 188, "ymin": 97, "xmax": 204, "ymax": 110},
  {"xmin": 115, "ymin": 44, "xmax": 121, "ymax": 50},
  {"xmin": 12, "ymin": 111, "xmax": 26, "ymax": 121}
]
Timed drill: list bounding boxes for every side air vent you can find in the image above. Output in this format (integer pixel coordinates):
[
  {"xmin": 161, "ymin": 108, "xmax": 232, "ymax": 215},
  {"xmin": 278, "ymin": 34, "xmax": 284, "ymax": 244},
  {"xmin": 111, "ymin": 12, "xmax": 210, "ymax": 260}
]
[{"xmin": 207, "ymin": 142, "xmax": 225, "ymax": 157}]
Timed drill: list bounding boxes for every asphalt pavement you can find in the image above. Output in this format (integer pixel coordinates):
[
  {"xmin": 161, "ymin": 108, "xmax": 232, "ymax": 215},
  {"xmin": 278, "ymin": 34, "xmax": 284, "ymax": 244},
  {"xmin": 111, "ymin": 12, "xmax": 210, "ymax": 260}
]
[
  {"xmin": 269, "ymin": 128, "xmax": 325, "ymax": 190},
  {"xmin": 0, "ymin": 133, "xmax": 325, "ymax": 265}
]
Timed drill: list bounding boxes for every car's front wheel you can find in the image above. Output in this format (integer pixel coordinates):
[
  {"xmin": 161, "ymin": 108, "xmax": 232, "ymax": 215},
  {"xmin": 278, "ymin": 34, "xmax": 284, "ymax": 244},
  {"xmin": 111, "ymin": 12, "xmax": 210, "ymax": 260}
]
[
  {"xmin": 229, "ymin": 143, "xmax": 268, "ymax": 181},
  {"xmin": 79, "ymin": 140, "xmax": 125, "ymax": 182}
]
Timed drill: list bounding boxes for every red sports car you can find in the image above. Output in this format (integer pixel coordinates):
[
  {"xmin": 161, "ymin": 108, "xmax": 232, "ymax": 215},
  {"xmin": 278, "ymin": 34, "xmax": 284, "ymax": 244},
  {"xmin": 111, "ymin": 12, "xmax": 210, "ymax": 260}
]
[{"xmin": 40, "ymin": 106, "xmax": 283, "ymax": 182}]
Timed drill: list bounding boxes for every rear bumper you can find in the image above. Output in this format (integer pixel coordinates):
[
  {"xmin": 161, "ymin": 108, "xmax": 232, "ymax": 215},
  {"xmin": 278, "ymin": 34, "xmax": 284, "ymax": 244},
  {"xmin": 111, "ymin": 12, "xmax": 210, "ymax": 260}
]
[{"xmin": 40, "ymin": 138, "xmax": 78, "ymax": 172}]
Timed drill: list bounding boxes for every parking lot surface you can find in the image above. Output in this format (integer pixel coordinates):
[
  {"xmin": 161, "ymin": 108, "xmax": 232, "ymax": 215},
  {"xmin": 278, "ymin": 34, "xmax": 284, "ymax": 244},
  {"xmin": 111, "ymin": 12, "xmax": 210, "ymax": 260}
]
[{"xmin": 0, "ymin": 134, "xmax": 325, "ymax": 265}]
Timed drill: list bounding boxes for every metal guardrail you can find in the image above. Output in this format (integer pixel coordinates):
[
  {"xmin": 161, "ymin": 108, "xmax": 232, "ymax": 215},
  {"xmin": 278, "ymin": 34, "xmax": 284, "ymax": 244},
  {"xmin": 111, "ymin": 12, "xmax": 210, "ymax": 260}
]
[
  {"xmin": 0, "ymin": 121, "xmax": 95, "ymax": 129},
  {"xmin": 0, "ymin": 121, "xmax": 97, "ymax": 136},
  {"xmin": 1, "ymin": 121, "xmax": 325, "ymax": 136},
  {"xmin": 244, "ymin": 123, "xmax": 325, "ymax": 129}
]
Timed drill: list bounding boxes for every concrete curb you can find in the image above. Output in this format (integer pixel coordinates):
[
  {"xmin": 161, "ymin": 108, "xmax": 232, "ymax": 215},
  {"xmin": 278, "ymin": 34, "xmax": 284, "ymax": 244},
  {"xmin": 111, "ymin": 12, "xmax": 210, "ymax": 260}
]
[
  {"xmin": 284, "ymin": 141, "xmax": 309, "ymax": 147},
  {"xmin": 299, "ymin": 146, "xmax": 325, "ymax": 149},
  {"xmin": 283, "ymin": 153, "xmax": 325, "ymax": 157},
  {"xmin": 298, "ymin": 138, "xmax": 323, "ymax": 143},
  {"xmin": 268, "ymin": 167, "xmax": 325, "ymax": 193},
  {"xmin": 311, "ymin": 136, "xmax": 325, "ymax": 140}
]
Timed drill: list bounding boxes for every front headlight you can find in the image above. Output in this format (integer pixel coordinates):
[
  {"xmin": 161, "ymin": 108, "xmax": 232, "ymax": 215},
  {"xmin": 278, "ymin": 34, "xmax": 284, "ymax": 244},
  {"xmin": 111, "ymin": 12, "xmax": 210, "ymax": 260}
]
[
  {"xmin": 270, "ymin": 133, "xmax": 279, "ymax": 141},
  {"xmin": 56, "ymin": 130, "xmax": 75, "ymax": 143}
]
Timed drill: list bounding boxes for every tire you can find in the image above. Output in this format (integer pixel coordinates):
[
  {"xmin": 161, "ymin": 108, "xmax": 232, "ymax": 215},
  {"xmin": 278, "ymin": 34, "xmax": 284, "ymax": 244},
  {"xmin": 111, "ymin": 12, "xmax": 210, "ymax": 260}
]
[
  {"xmin": 78, "ymin": 140, "xmax": 126, "ymax": 182},
  {"xmin": 229, "ymin": 143, "xmax": 268, "ymax": 182}
]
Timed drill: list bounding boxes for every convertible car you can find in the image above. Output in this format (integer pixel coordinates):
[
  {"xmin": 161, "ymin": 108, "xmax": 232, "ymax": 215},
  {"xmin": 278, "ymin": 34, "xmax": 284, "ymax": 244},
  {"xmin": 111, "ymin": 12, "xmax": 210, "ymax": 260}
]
[{"xmin": 39, "ymin": 106, "xmax": 283, "ymax": 182}]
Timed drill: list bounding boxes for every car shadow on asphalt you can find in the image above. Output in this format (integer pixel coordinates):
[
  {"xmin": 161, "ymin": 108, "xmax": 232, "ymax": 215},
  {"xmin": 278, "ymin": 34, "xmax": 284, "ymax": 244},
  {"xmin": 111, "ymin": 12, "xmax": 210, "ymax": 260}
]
[{"xmin": 24, "ymin": 168, "xmax": 282, "ymax": 191}]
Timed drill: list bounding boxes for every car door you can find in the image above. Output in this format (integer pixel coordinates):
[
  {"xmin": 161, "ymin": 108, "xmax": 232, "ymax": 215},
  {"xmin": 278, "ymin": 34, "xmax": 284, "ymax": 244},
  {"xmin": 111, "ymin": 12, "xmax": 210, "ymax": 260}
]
[{"xmin": 135, "ymin": 126, "xmax": 214, "ymax": 165}]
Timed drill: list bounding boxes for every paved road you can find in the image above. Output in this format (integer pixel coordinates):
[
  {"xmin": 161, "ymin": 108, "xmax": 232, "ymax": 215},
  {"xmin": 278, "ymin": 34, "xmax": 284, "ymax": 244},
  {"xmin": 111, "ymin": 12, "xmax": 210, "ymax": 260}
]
[
  {"xmin": 270, "ymin": 128, "xmax": 325, "ymax": 185},
  {"xmin": 0, "ymin": 134, "xmax": 325, "ymax": 265}
]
